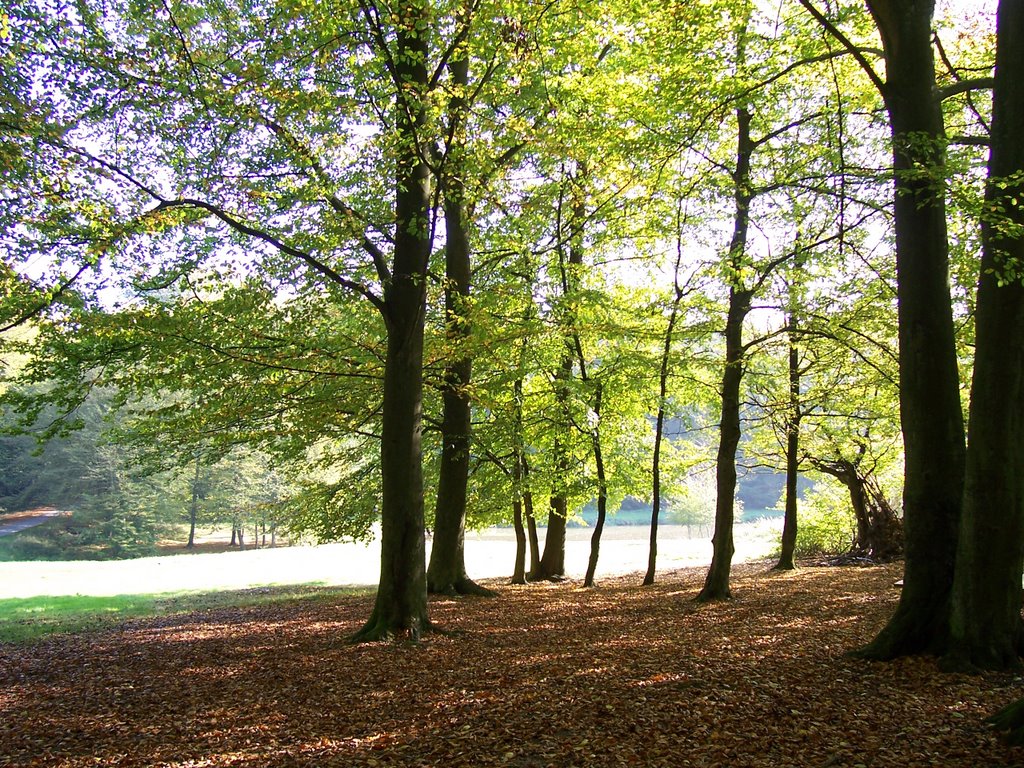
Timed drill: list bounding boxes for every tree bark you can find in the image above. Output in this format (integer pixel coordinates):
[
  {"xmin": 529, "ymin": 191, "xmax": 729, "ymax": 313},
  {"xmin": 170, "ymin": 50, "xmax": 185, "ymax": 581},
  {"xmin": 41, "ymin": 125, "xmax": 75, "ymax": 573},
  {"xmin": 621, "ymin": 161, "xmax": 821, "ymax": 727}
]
[
  {"xmin": 583, "ymin": 385, "xmax": 607, "ymax": 587},
  {"xmin": 350, "ymin": 0, "xmax": 433, "ymax": 642},
  {"xmin": 534, "ymin": 173, "xmax": 586, "ymax": 583},
  {"xmin": 511, "ymin": 479, "xmax": 527, "ymax": 585},
  {"xmin": 524, "ymin": 470, "xmax": 541, "ymax": 580},
  {"xmin": 698, "ymin": 105, "xmax": 754, "ymax": 603},
  {"xmin": 856, "ymin": 0, "xmax": 966, "ymax": 659},
  {"xmin": 775, "ymin": 316, "xmax": 800, "ymax": 571},
  {"xmin": 426, "ymin": 54, "xmax": 494, "ymax": 598},
  {"xmin": 644, "ymin": 397, "xmax": 667, "ymax": 586},
  {"xmin": 538, "ymin": 491, "xmax": 568, "ymax": 580},
  {"xmin": 947, "ymin": 0, "xmax": 1024, "ymax": 672},
  {"xmin": 645, "ymin": 208, "xmax": 687, "ymax": 586},
  {"xmin": 511, "ymin": 373, "xmax": 528, "ymax": 585},
  {"xmin": 186, "ymin": 454, "xmax": 200, "ymax": 550}
]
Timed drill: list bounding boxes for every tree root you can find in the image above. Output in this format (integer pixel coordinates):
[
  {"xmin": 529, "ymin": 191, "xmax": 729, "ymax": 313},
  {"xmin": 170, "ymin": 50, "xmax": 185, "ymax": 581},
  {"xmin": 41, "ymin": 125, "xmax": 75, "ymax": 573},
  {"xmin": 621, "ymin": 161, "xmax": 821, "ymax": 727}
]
[
  {"xmin": 988, "ymin": 698, "xmax": 1024, "ymax": 745},
  {"xmin": 347, "ymin": 616, "xmax": 442, "ymax": 645},
  {"xmin": 427, "ymin": 576, "xmax": 498, "ymax": 597}
]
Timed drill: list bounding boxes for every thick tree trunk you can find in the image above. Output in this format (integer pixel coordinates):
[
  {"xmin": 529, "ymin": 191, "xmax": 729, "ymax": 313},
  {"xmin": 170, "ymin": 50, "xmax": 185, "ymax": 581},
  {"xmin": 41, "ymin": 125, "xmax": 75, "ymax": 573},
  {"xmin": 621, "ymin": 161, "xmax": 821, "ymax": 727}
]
[
  {"xmin": 775, "ymin": 318, "xmax": 800, "ymax": 571},
  {"xmin": 538, "ymin": 492, "xmax": 568, "ymax": 580},
  {"xmin": 426, "ymin": 55, "xmax": 493, "ymax": 598},
  {"xmin": 698, "ymin": 105, "xmax": 753, "ymax": 603},
  {"xmin": 947, "ymin": 0, "xmax": 1024, "ymax": 672},
  {"xmin": 857, "ymin": 0, "xmax": 966, "ymax": 659},
  {"xmin": 350, "ymin": 1, "xmax": 433, "ymax": 642},
  {"xmin": 812, "ymin": 453, "xmax": 902, "ymax": 560}
]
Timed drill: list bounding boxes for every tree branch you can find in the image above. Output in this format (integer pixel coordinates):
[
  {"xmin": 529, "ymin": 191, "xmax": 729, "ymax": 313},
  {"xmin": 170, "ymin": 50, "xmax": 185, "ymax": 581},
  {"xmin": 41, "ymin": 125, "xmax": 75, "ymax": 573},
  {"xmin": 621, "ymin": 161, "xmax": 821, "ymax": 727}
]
[
  {"xmin": 261, "ymin": 116, "xmax": 392, "ymax": 282},
  {"xmin": 939, "ymin": 77, "xmax": 995, "ymax": 101},
  {"xmin": 154, "ymin": 199, "xmax": 386, "ymax": 313},
  {"xmin": 796, "ymin": 0, "xmax": 887, "ymax": 96}
]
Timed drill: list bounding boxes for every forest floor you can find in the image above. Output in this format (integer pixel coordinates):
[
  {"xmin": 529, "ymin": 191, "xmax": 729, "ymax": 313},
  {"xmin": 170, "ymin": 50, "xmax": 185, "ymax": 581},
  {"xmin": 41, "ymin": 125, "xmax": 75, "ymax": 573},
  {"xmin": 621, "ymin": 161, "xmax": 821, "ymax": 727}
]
[{"xmin": 2, "ymin": 562, "xmax": 1023, "ymax": 767}]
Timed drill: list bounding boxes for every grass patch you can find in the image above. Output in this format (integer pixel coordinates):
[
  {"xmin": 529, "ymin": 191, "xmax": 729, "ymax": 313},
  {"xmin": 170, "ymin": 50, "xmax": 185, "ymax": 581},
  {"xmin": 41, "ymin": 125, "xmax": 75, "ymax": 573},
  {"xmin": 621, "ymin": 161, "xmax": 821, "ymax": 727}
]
[{"xmin": 0, "ymin": 584, "xmax": 371, "ymax": 645}]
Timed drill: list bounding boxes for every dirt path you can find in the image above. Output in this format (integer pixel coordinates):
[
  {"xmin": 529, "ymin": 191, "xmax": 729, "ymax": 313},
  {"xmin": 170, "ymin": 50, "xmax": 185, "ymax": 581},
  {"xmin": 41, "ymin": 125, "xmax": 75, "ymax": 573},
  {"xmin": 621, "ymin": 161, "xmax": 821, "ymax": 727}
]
[{"xmin": 0, "ymin": 509, "xmax": 67, "ymax": 538}]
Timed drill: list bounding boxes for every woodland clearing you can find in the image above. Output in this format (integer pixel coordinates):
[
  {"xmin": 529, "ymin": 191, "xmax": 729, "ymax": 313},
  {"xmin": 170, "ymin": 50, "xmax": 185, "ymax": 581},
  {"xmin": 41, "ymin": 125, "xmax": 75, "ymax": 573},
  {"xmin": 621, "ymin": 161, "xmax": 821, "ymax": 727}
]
[
  {"xmin": 0, "ymin": 522, "xmax": 781, "ymax": 600},
  {"xmin": 1, "ymin": 562, "xmax": 1022, "ymax": 767}
]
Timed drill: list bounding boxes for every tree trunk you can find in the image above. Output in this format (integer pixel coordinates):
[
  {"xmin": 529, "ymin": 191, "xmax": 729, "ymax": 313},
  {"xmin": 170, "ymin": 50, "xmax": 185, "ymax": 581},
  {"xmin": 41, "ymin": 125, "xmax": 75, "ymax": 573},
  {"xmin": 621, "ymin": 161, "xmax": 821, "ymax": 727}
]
[
  {"xmin": 857, "ymin": 0, "xmax": 966, "ymax": 659},
  {"xmin": 698, "ymin": 104, "xmax": 754, "ymax": 603},
  {"xmin": 644, "ymin": 402, "xmax": 667, "ymax": 586},
  {"xmin": 350, "ymin": 1, "xmax": 433, "ymax": 642},
  {"xmin": 775, "ymin": 317, "xmax": 800, "ymax": 570},
  {"xmin": 511, "ymin": 375, "xmax": 528, "ymax": 585},
  {"xmin": 947, "ymin": 0, "xmax": 1024, "ymax": 672},
  {"xmin": 511, "ymin": 489, "xmax": 527, "ymax": 585},
  {"xmin": 427, "ymin": 51, "xmax": 494, "ymax": 598},
  {"xmin": 534, "ymin": 173, "xmax": 585, "ymax": 583},
  {"xmin": 584, "ymin": 385, "xmax": 607, "ymax": 587},
  {"xmin": 538, "ymin": 492, "xmax": 568, "ymax": 580},
  {"xmin": 524, "ymin": 472, "xmax": 541, "ymax": 580},
  {"xmin": 645, "ymin": 211, "xmax": 685, "ymax": 586},
  {"xmin": 812, "ymin": 454, "xmax": 902, "ymax": 560},
  {"xmin": 230, "ymin": 525, "xmax": 237, "ymax": 547},
  {"xmin": 186, "ymin": 455, "xmax": 200, "ymax": 550}
]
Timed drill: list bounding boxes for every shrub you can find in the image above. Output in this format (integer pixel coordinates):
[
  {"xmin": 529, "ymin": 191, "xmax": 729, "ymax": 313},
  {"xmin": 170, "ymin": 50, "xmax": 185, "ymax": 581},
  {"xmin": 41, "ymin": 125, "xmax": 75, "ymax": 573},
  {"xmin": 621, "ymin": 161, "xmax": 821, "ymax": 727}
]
[{"xmin": 791, "ymin": 478, "xmax": 857, "ymax": 559}]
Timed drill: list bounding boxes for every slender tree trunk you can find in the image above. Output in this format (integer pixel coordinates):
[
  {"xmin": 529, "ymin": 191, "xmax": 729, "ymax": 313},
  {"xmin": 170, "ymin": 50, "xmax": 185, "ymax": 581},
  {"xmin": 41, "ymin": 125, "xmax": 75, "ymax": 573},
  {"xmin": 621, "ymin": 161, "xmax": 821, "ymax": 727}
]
[
  {"xmin": 230, "ymin": 525, "xmax": 238, "ymax": 547},
  {"xmin": 186, "ymin": 455, "xmax": 200, "ymax": 550},
  {"xmin": 511, "ymin": 489, "xmax": 527, "ymax": 585},
  {"xmin": 645, "ymin": 209, "xmax": 687, "ymax": 586},
  {"xmin": 535, "ymin": 173, "xmax": 585, "ymax": 583},
  {"xmin": 856, "ymin": 0, "xmax": 966, "ymax": 659},
  {"xmin": 698, "ymin": 105, "xmax": 754, "ymax": 603},
  {"xmin": 524, "ymin": 470, "xmax": 541, "ymax": 579},
  {"xmin": 584, "ymin": 385, "xmax": 607, "ymax": 587},
  {"xmin": 511, "ymin": 374, "xmax": 528, "ymax": 585},
  {"xmin": 644, "ymin": 404, "xmax": 667, "ymax": 586},
  {"xmin": 350, "ymin": 1, "xmax": 433, "ymax": 642},
  {"xmin": 776, "ymin": 316, "xmax": 800, "ymax": 570},
  {"xmin": 947, "ymin": 0, "xmax": 1024, "ymax": 672}
]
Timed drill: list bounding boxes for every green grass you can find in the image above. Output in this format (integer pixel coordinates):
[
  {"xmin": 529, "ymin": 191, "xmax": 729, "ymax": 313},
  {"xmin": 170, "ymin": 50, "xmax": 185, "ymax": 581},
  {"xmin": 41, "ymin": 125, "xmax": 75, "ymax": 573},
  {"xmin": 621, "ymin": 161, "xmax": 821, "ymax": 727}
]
[{"xmin": 0, "ymin": 584, "xmax": 370, "ymax": 645}]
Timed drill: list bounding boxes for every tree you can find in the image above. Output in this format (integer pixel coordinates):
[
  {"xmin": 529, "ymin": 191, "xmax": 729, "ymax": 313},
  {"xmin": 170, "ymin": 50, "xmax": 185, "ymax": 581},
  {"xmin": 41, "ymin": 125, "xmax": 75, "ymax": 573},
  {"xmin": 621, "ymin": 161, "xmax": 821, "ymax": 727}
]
[
  {"xmin": 947, "ymin": 0, "xmax": 1024, "ymax": 673},
  {"xmin": 0, "ymin": 0, "xmax": 469, "ymax": 640},
  {"xmin": 798, "ymin": 0, "xmax": 970, "ymax": 658}
]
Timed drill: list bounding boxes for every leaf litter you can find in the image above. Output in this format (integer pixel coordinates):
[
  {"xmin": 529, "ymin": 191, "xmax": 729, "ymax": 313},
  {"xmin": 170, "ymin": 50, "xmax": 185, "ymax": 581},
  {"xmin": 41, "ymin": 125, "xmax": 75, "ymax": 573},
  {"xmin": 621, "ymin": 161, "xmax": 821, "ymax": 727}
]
[{"xmin": 1, "ymin": 562, "xmax": 1022, "ymax": 767}]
